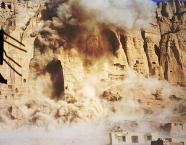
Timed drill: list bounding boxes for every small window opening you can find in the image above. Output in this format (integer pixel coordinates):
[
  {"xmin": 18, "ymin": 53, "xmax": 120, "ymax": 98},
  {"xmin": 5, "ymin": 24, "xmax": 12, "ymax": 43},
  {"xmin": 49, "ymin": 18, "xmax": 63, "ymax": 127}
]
[{"xmin": 132, "ymin": 136, "xmax": 139, "ymax": 143}]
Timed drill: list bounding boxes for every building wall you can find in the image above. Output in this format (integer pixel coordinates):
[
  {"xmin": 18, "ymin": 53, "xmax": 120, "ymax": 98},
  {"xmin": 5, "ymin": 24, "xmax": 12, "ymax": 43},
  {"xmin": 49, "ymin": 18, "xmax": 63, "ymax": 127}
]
[
  {"xmin": 110, "ymin": 132, "xmax": 152, "ymax": 145},
  {"xmin": 110, "ymin": 123, "xmax": 186, "ymax": 145}
]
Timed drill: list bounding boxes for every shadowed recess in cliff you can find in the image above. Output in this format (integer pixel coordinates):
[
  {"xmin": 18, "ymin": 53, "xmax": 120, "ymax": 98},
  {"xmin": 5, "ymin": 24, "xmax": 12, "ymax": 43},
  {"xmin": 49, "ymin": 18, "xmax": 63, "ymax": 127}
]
[
  {"xmin": 101, "ymin": 28, "xmax": 120, "ymax": 54},
  {"xmin": 45, "ymin": 58, "xmax": 64, "ymax": 99}
]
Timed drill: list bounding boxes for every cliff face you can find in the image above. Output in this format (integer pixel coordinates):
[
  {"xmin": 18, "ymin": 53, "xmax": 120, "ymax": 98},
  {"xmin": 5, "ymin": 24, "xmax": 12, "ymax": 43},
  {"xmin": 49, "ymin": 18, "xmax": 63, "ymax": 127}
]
[
  {"xmin": 31, "ymin": 0, "xmax": 186, "ymax": 90},
  {"xmin": 112, "ymin": 0, "xmax": 186, "ymax": 86},
  {"xmin": 1, "ymin": 0, "xmax": 184, "ymax": 100},
  {"xmin": 157, "ymin": 0, "xmax": 186, "ymax": 86},
  {"xmin": 0, "ymin": 1, "xmax": 16, "ymax": 33},
  {"xmin": 0, "ymin": 0, "xmax": 186, "ymax": 128},
  {"xmin": 118, "ymin": 0, "xmax": 186, "ymax": 86}
]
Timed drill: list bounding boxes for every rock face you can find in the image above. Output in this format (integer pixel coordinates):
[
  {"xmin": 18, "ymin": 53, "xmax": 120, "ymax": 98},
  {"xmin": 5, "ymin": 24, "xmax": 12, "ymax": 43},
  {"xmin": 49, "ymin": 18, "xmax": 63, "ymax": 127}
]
[
  {"xmin": 116, "ymin": 0, "xmax": 186, "ymax": 86},
  {"xmin": 0, "ymin": 0, "xmax": 186, "ymax": 127},
  {"xmin": 157, "ymin": 0, "xmax": 186, "ymax": 86},
  {"xmin": 120, "ymin": 32, "xmax": 150, "ymax": 77},
  {"xmin": 0, "ymin": 0, "xmax": 185, "ymax": 102},
  {"xmin": 0, "ymin": 0, "xmax": 43, "ymax": 98},
  {"xmin": 0, "ymin": 1, "xmax": 16, "ymax": 33},
  {"xmin": 118, "ymin": 0, "xmax": 186, "ymax": 86},
  {"xmin": 28, "ymin": 0, "xmax": 186, "ymax": 93}
]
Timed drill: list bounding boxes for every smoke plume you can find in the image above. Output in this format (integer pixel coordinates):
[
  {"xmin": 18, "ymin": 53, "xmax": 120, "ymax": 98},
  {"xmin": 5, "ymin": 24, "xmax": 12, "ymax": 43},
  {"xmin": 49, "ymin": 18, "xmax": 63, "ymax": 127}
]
[
  {"xmin": 77, "ymin": 0, "xmax": 156, "ymax": 29},
  {"xmin": 56, "ymin": 0, "xmax": 156, "ymax": 29}
]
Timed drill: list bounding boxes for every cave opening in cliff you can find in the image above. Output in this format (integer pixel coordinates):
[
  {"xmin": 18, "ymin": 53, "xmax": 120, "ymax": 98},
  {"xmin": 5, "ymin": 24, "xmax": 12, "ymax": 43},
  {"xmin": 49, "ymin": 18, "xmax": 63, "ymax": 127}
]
[
  {"xmin": 45, "ymin": 58, "xmax": 64, "ymax": 100},
  {"xmin": 154, "ymin": 44, "xmax": 160, "ymax": 64},
  {"xmin": 102, "ymin": 28, "xmax": 120, "ymax": 54},
  {"xmin": 1, "ymin": 2, "xmax": 5, "ymax": 9}
]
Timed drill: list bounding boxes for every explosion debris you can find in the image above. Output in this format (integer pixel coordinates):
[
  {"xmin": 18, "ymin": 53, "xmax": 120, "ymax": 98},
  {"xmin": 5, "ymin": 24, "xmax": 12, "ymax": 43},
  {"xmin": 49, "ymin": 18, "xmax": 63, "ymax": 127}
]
[{"xmin": 101, "ymin": 90, "xmax": 122, "ymax": 102}]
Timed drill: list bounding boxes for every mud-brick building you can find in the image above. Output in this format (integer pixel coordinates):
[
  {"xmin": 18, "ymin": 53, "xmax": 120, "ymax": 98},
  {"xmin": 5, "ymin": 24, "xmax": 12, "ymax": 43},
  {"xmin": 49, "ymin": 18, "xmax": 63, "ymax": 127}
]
[{"xmin": 110, "ymin": 121, "xmax": 186, "ymax": 145}]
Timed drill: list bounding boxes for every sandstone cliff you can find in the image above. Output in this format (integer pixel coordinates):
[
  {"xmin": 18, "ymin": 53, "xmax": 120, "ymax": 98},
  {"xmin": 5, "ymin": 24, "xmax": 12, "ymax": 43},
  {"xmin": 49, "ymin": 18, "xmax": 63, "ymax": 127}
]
[
  {"xmin": 0, "ymin": 0, "xmax": 186, "ymax": 127},
  {"xmin": 31, "ymin": 0, "xmax": 186, "ymax": 89},
  {"xmin": 157, "ymin": 0, "xmax": 186, "ymax": 86}
]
